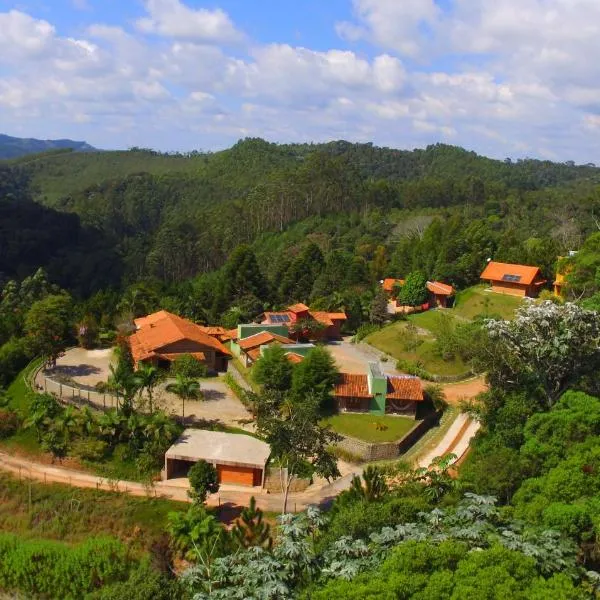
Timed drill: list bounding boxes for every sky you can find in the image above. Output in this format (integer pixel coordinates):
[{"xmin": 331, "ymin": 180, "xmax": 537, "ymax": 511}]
[{"xmin": 1, "ymin": 0, "xmax": 600, "ymax": 162}]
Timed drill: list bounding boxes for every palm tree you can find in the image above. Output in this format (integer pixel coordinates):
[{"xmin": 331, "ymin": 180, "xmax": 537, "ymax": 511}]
[
  {"xmin": 107, "ymin": 363, "xmax": 139, "ymax": 415},
  {"xmin": 166, "ymin": 375, "xmax": 202, "ymax": 420},
  {"xmin": 144, "ymin": 411, "xmax": 181, "ymax": 446},
  {"xmin": 133, "ymin": 363, "xmax": 163, "ymax": 414}
]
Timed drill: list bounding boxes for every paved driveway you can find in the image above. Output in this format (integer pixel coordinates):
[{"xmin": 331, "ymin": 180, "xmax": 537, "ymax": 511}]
[{"xmin": 326, "ymin": 338, "xmax": 401, "ymax": 375}]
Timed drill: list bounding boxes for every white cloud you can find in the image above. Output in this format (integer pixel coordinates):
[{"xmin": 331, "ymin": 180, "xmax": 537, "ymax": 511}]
[
  {"xmin": 0, "ymin": 2, "xmax": 599, "ymax": 162},
  {"xmin": 136, "ymin": 0, "xmax": 242, "ymax": 43},
  {"xmin": 337, "ymin": 0, "xmax": 441, "ymax": 57}
]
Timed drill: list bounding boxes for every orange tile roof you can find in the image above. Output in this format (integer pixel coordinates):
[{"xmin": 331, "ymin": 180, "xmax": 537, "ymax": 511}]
[
  {"xmin": 480, "ymin": 261, "xmax": 543, "ymax": 286},
  {"xmin": 134, "ymin": 310, "xmax": 171, "ymax": 329},
  {"xmin": 309, "ymin": 311, "xmax": 334, "ymax": 327},
  {"xmin": 247, "ymin": 348, "xmax": 261, "ymax": 361},
  {"xmin": 285, "ymin": 352, "xmax": 304, "ymax": 364},
  {"xmin": 386, "ymin": 376, "xmax": 423, "ymax": 401},
  {"xmin": 334, "ymin": 373, "xmax": 424, "ymax": 401},
  {"xmin": 238, "ymin": 331, "xmax": 294, "ymax": 351},
  {"xmin": 309, "ymin": 311, "xmax": 347, "ymax": 326},
  {"xmin": 129, "ymin": 311, "xmax": 231, "ymax": 364},
  {"xmin": 288, "ymin": 303, "xmax": 310, "ymax": 313},
  {"xmin": 334, "ymin": 373, "xmax": 372, "ymax": 398},
  {"xmin": 427, "ymin": 281, "xmax": 454, "ymax": 296},
  {"xmin": 198, "ymin": 326, "xmax": 235, "ymax": 341},
  {"xmin": 382, "ymin": 278, "xmax": 405, "ymax": 292}
]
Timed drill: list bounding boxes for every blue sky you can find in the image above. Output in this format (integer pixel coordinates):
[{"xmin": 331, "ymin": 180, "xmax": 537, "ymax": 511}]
[{"xmin": 1, "ymin": 0, "xmax": 599, "ymax": 162}]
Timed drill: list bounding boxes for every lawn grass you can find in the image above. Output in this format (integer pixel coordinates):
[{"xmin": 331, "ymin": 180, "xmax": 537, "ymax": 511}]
[
  {"xmin": 407, "ymin": 310, "xmax": 455, "ymax": 335},
  {"xmin": 453, "ymin": 285, "xmax": 523, "ymax": 321},
  {"xmin": 323, "ymin": 413, "xmax": 417, "ymax": 443},
  {"xmin": 365, "ymin": 325, "xmax": 469, "ymax": 376},
  {"xmin": 0, "ymin": 471, "xmax": 186, "ymax": 552}
]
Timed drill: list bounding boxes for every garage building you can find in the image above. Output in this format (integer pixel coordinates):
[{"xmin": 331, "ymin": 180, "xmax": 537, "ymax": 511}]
[{"xmin": 164, "ymin": 429, "xmax": 271, "ymax": 487}]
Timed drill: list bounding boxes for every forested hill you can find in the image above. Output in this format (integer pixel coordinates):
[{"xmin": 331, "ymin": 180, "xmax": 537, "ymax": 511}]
[
  {"xmin": 3, "ymin": 138, "xmax": 600, "ymax": 304},
  {"xmin": 0, "ymin": 133, "xmax": 95, "ymax": 160}
]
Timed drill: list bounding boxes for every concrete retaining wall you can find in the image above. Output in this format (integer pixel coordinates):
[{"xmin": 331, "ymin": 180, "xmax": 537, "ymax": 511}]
[{"xmin": 335, "ymin": 412, "xmax": 440, "ymax": 461}]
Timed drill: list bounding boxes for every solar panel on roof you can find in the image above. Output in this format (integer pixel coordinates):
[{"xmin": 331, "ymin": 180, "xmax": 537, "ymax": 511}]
[
  {"xmin": 271, "ymin": 314, "xmax": 290, "ymax": 323},
  {"xmin": 502, "ymin": 274, "xmax": 522, "ymax": 282}
]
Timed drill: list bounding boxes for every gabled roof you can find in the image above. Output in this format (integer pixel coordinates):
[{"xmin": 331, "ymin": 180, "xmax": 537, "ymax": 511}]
[
  {"xmin": 238, "ymin": 331, "xmax": 295, "ymax": 351},
  {"xmin": 386, "ymin": 376, "xmax": 424, "ymax": 401},
  {"xmin": 427, "ymin": 281, "xmax": 454, "ymax": 296},
  {"xmin": 382, "ymin": 278, "xmax": 405, "ymax": 293},
  {"xmin": 309, "ymin": 311, "xmax": 347, "ymax": 326},
  {"xmin": 480, "ymin": 261, "xmax": 543, "ymax": 286},
  {"xmin": 288, "ymin": 303, "xmax": 310, "ymax": 313},
  {"xmin": 134, "ymin": 310, "xmax": 171, "ymax": 329},
  {"xmin": 197, "ymin": 326, "xmax": 236, "ymax": 342},
  {"xmin": 334, "ymin": 373, "xmax": 373, "ymax": 398},
  {"xmin": 129, "ymin": 311, "xmax": 231, "ymax": 364},
  {"xmin": 333, "ymin": 373, "xmax": 424, "ymax": 401}
]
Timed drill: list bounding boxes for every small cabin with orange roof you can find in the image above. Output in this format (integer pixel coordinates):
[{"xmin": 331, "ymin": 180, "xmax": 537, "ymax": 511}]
[
  {"xmin": 382, "ymin": 278, "xmax": 405, "ymax": 299},
  {"xmin": 480, "ymin": 261, "xmax": 546, "ymax": 297},
  {"xmin": 426, "ymin": 280, "xmax": 455, "ymax": 308}
]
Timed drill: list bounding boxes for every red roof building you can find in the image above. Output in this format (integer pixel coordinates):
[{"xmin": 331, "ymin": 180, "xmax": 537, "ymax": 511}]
[
  {"xmin": 130, "ymin": 311, "xmax": 231, "ymax": 372},
  {"xmin": 262, "ymin": 304, "xmax": 347, "ymax": 340},
  {"xmin": 426, "ymin": 280, "xmax": 455, "ymax": 308},
  {"xmin": 480, "ymin": 261, "xmax": 546, "ymax": 297},
  {"xmin": 334, "ymin": 364, "xmax": 424, "ymax": 417}
]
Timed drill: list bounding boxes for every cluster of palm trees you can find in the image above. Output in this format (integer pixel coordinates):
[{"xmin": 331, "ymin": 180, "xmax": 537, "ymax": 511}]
[
  {"xmin": 105, "ymin": 361, "xmax": 203, "ymax": 420},
  {"xmin": 27, "ymin": 392, "xmax": 182, "ymax": 467}
]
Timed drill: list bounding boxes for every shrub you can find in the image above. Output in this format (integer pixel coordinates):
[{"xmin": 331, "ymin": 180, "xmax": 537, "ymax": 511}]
[
  {"xmin": 396, "ymin": 359, "xmax": 435, "ymax": 381},
  {"xmin": 170, "ymin": 354, "xmax": 209, "ymax": 378},
  {"xmin": 424, "ymin": 384, "xmax": 448, "ymax": 412},
  {"xmin": 0, "ymin": 338, "xmax": 31, "ymax": 388},
  {"xmin": 353, "ymin": 323, "xmax": 380, "ymax": 343},
  {"xmin": 188, "ymin": 460, "xmax": 220, "ymax": 503},
  {"xmin": 0, "ymin": 409, "xmax": 19, "ymax": 438},
  {"xmin": 71, "ymin": 439, "xmax": 108, "ymax": 461},
  {"xmin": 0, "ymin": 534, "xmax": 136, "ymax": 599}
]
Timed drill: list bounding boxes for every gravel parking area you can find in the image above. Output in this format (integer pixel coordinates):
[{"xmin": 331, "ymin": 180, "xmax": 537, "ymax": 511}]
[{"xmin": 50, "ymin": 348, "xmax": 251, "ymax": 427}]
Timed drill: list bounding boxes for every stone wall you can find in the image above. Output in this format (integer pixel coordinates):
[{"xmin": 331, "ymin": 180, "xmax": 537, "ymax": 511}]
[{"xmin": 335, "ymin": 412, "xmax": 440, "ymax": 462}]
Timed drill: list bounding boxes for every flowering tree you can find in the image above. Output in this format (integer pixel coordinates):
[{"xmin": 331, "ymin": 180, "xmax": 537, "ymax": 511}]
[{"xmin": 483, "ymin": 302, "xmax": 600, "ymax": 407}]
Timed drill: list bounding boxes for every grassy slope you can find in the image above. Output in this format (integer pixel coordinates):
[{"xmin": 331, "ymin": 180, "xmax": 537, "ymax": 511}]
[
  {"xmin": 1, "ymin": 360, "xmax": 42, "ymax": 454},
  {"xmin": 365, "ymin": 319, "xmax": 469, "ymax": 376},
  {"xmin": 366, "ymin": 286, "xmax": 523, "ymax": 376},
  {"xmin": 323, "ymin": 413, "xmax": 416, "ymax": 443},
  {"xmin": 0, "ymin": 472, "xmax": 186, "ymax": 552},
  {"xmin": 453, "ymin": 285, "xmax": 524, "ymax": 320}
]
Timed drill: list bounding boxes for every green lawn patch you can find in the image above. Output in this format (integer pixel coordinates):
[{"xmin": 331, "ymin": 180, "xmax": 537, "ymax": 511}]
[
  {"xmin": 365, "ymin": 325, "xmax": 469, "ymax": 376},
  {"xmin": 453, "ymin": 285, "xmax": 523, "ymax": 321},
  {"xmin": 407, "ymin": 310, "xmax": 455, "ymax": 336},
  {"xmin": 323, "ymin": 413, "xmax": 417, "ymax": 443}
]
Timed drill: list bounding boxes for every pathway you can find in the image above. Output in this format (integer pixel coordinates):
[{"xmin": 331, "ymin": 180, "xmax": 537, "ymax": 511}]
[{"xmin": 417, "ymin": 413, "xmax": 480, "ymax": 468}]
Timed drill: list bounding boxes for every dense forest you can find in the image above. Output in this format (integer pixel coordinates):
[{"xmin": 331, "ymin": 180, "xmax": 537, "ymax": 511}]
[
  {"xmin": 3, "ymin": 140, "xmax": 600, "ymax": 598},
  {"xmin": 2, "ymin": 139, "xmax": 600, "ymax": 313}
]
